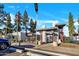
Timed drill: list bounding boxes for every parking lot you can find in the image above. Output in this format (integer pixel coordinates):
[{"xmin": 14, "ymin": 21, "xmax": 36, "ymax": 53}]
[
  {"xmin": 0, "ymin": 48, "xmax": 15, "ymax": 56},
  {"xmin": 1, "ymin": 42, "xmax": 79, "ymax": 56},
  {"xmin": 0, "ymin": 42, "xmax": 33, "ymax": 56}
]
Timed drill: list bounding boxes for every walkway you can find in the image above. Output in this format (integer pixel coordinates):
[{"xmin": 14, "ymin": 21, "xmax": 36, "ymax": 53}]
[{"xmin": 34, "ymin": 43, "xmax": 79, "ymax": 56}]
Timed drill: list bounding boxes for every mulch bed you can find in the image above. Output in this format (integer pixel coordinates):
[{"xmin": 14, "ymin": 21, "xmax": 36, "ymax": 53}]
[{"xmin": 60, "ymin": 43, "xmax": 79, "ymax": 48}]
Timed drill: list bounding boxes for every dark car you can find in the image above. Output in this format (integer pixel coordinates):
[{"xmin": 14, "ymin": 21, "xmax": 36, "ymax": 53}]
[{"xmin": 0, "ymin": 38, "xmax": 10, "ymax": 50}]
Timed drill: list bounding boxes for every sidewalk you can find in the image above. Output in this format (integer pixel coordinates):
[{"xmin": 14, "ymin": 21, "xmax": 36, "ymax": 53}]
[{"xmin": 34, "ymin": 43, "xmax": 79, "ymax": 56}]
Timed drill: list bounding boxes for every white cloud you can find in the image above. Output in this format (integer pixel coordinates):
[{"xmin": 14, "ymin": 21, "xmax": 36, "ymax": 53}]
[
  {"xmin": 10, "ymin": 13, "xmax": 15, "ymax": 24},
  {"xmin": 41, "ymin": 25, "xmax": 46, "ymax": 29},
  {"xmin": 74, "ymin": 21, "xmax": 79, "ymax": 33},
  {"xmin": 60, "ymin": 18, "xmax": 68, "ymax": 23},
  {"xmin": 36, "ymin": 20, "xmax": 59, "ymax": 29},
  {"xmin": 37, "ymin": 20, "xmax": 59, "ymax": 24},
  {"xmin": 52, "ymin": 20, "xmax": 59, "ymax": 27},
  {"xmin": 74, "ymin": 21, "xmax": 79, "ymax": 26}
]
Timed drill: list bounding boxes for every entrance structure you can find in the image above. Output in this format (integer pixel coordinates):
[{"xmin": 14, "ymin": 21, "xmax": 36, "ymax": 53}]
[
  {"xmin": 37, "ymin": 27, "xmax": 58, "ymax": 44},
  {"xmin": 37, "ymin": 24, "xmax": 65, "ymax": 45},
  {"xmin": 55, "ymin": 24, "xmax": 65, "ymax": 42}
]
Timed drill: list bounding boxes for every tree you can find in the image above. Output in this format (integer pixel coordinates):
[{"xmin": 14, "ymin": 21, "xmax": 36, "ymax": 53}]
[
  {"xmin": 68, "ymin": 12, "xmax": 75, "ymax": 37},
  {"xmin": 77, "ymin": 17, "xmax": 79, "ymax": 33},
  {"xmin": 29, "ymin": 19, "xmax": 37, "ymax": 42},
  {"xmin": 13, "ymin": 19, "xmax": 17, "ymax": 32},
  {"xmin": 6, "ymin": 14, "xmax": 12, "ymax": 33},
  {"xmin": 30, "ymin": 19, "xmax": 37, "ymax": 33},
  {"xmin": 0, "ymin": 4, "xmax": 7, "ymax": 38},
  {"xmin": 15, "ymin": 11, "xmax": 21, "ymax": 32},
  {"xmin": 6, "ymin": 14, "xmax": 13, "ymax": 45},
  {"xmin": 0, "ymin": 29, "xmax": 2, "ymax": 38},
  {"xmin": 15, "ymin": 11, "xmax": 22, "ymax": 46},
  {"xmin": 23, "ymin": 10, "xmax": 28, "ymax": 36}
]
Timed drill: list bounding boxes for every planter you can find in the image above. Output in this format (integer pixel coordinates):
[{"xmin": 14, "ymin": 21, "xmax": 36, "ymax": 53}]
[
  {"xmin": 38, "ymin": 41, "xmax": 41, "ymax": 45},
  {"xmin": 53, "ymin": 42, "xmax": 57, "ymax": 46}
]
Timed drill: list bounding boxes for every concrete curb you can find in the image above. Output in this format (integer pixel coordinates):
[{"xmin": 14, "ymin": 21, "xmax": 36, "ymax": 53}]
[{"xmin": 25, "ymin": 48, "xmax": 69, "ymax": 56}]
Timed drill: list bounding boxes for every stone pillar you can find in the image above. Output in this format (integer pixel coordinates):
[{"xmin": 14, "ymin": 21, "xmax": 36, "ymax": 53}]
[
  {"xmin": 59, "ymin": 29, "xmax": 64, "ymax": 42},
  {"xmin": 42, "ymin": 31, "xmax": 46, "ymax": 43}
]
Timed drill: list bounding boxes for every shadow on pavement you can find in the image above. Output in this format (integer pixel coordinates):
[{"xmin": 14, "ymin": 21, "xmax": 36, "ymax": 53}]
[
  {"xmin": 0, "ymin": 48, "xmax": 15, "ymax": 56},
  {"xmin": 11, "ymin": 45, "xmax": 35, "ymax": 50}
]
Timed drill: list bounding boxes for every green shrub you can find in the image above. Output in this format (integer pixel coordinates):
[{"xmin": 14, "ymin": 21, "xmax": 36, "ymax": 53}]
[
  {"xmin": 64, "ymin": 37, "xmax": 72, "ymax": 43},
  {"xmin": 12, "ymin": 39, "xmax": 17, "ymax": 42}
]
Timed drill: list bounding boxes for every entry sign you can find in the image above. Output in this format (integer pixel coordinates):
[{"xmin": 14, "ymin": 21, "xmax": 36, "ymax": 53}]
[{"xmin": 27, "ymin": 33, "xmax": 32, "ymax": 36}]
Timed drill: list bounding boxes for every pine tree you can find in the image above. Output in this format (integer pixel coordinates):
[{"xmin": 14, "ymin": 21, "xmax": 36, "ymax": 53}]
[
  {"xmin": 15, "ymin": 11, "xmax": 22, "ymax": 46},
  {"xmin": 0, "ymin": 4, "xmax": 7, "ymax": 38},
  {"xmin": 30, "ymin": 19, "xmax": 37, "ymax": 33},
  {"xmin": 68, "ymin": 12, "xmax": 75, "ymax": 37},
  {"xmin": 23, "ymin": 10, "xmax": 28, "ymax": 36},
  {"xmin": 29, "ymin": 18, "xmax": 37, "ymax": 42},
  {"xmin": 15, "ymin": 11, "xmax": 21, "ymax": 32},
  {"xmin": 6, "ymin": 14, "xmax": 12, "ymax": 33},
  {"xmin": 77, "ymin": 17, "xmax": 79, "ymax": 33},
  {"xmin": 6, "ymin": 14, "xmax": 13, "ymax": 44}
]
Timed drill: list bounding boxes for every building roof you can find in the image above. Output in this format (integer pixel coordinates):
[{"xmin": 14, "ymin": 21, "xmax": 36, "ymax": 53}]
[
  {"xmin": 73, "ymin": 33, "xmax": 79, "ymax": 36},
  {"xmin": 55, "ymin": 24, "xmax": 65, "ymax": 28},
  {"xmin": 37, "ymin": 27, "xmax": 58, "ymax": 31}
]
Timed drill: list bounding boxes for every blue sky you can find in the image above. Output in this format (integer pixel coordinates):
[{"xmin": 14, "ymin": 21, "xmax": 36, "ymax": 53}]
[
  {"xmin": 4, "ymin": 3, "xmax": 79, "ymax": 19},
  {"xmin": 3, "ymin": 3, "xmax": 79, "ymax": 36},
  {"xmin": 4, "ymin": 3, "xmax": 79, "ymax": 24}
]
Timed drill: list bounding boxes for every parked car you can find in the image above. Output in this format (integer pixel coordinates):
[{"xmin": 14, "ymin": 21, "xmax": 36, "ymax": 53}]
[{"xmin": 0, "ymin": 38, "xmax": 10, "ymax": 50}]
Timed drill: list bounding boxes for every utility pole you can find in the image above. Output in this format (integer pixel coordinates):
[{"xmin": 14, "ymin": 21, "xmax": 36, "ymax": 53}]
[{"xmin": 34, "ymin": 3, "xmax": 38, "ymax": 47}]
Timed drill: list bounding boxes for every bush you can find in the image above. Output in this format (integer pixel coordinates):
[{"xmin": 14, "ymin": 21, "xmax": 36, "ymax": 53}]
[
  {"xmin": 64, "ymin": 37, "xmax": 72, "ymax": 43},
  {"xmin": 12, "ymin": 39, "xmax": 17, "ymax": 42}
]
